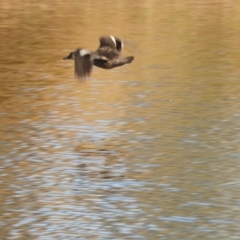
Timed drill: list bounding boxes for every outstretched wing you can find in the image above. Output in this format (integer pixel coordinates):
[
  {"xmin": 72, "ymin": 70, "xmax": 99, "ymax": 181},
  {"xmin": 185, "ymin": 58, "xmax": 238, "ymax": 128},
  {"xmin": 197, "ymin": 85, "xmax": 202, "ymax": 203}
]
[
  {"xmin": 98, "ymin": 35, "xmax": 123, "ymax": 53},
  {"xmin": 74, "ymin": 49, "xmax": 93, "ymax": 81},
  {"xmin": 114, "ymin": 37, "xmax": 123, "ymax": 52}
]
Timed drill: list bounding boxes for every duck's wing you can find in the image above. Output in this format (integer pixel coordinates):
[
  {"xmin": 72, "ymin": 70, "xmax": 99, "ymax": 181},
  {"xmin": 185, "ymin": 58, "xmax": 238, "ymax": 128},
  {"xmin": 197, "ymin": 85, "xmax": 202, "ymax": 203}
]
[
  {"xmin": 96, "ymin": 36, "xmax": 123, "ymax": 60},
  {"xmin": 114, "ymin": 36, "xmax": 123, "ymax": 52},
  {"xmin": 98, "ymin": 35, "xmax": 136, "ymax": 53},
  {"xmin": 99, "ymin": 36, "xmax": 116, "ymax": 49},
  {"xmin": 98, "ymin": 36, "xmax": 123, "ymax": 52},
  {"xmin": 74, "ymin": 49, "xmax": 93, "ymax": 81}
]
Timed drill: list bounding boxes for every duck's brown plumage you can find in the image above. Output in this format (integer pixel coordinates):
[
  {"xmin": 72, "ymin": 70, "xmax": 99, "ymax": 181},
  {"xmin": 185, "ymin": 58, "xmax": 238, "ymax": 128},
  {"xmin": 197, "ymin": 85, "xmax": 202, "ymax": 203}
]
[
  {"xmin": 93, "ymin": 56, "xmax": 134, "ymax": 69},
  {"xmin": 63, "ymin": 35, "xmax": 134, "ymax": 81}
]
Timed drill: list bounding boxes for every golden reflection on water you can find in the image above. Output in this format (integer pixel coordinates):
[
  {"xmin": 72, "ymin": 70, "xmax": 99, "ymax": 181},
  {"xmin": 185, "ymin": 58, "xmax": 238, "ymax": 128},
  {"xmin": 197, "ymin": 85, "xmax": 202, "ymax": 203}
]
[{"xmin": 1, "ymin": 1, "xmax": 240, "ymax": 239}]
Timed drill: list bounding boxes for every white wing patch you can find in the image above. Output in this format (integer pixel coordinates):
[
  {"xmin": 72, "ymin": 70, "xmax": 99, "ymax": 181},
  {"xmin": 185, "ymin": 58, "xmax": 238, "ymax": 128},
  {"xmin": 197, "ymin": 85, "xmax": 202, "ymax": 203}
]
[
  {"xmin": 79, "ymin": 49, "xmax": 91, "ymax": 57},
  {"xmin": 110, "ymin": 35, "xmax": 116, "ymax": 47}
]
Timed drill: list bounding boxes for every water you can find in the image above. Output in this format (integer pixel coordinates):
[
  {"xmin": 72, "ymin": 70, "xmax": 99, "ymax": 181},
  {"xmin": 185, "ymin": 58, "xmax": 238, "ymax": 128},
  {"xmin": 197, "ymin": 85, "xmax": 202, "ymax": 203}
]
[{"xmin": 1, "ymin": 1, "xmax": 240, "ymax": 239}]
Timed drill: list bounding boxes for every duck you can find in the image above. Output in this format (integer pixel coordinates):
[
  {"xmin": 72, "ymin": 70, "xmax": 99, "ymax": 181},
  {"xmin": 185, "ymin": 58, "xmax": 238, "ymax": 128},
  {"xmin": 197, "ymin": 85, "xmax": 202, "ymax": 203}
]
[{"xmin": 63, "ymin": 35, "xmax": 134, "ymax": 81}]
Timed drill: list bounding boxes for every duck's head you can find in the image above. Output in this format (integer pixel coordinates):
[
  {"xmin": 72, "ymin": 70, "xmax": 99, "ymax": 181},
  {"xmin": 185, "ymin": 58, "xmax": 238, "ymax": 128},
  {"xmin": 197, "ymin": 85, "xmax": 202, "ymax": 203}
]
[{"xmin": 63, "ymin": 52, "xmax": 75, "ymax": 60}]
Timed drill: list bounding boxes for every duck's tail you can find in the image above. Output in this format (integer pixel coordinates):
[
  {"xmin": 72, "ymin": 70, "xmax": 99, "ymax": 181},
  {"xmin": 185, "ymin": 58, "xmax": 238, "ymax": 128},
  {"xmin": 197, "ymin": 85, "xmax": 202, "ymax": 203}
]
[
  {"xmin": 94, "ymin": 56, "xmax": 134, "ymax": 69},
  {"xmin": 125, "ymin": 56, "xmax": 134, "ymax": 64}
]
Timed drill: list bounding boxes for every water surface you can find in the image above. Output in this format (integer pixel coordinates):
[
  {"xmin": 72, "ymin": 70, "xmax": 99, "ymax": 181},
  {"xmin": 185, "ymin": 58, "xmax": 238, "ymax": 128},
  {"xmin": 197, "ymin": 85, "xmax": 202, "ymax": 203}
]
[{"xmin": 1, "ymin": 1, "xmax": 240, "ymax": 239}]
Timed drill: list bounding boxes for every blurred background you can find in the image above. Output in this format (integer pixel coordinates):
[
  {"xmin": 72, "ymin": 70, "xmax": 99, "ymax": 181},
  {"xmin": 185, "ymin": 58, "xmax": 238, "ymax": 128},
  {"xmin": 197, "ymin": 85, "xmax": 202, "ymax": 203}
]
[{"xmin": 1, "ymin": 0, "xmax": 240, "ymax": 239}]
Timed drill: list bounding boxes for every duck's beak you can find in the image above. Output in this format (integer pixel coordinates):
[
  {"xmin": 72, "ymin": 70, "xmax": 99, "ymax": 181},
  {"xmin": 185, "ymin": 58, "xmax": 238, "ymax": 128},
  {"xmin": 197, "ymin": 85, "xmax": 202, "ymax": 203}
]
[{"xmin": 63, "ymin": 53, "xmax": 72, "ymax": 60}]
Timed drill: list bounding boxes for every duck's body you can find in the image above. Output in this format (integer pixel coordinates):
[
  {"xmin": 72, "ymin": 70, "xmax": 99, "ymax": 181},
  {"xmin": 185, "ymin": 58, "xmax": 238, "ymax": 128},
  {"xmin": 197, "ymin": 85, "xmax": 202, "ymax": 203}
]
[{"xmin": 63, "ymin": 36, "xmax": 134, "ymax": 80}]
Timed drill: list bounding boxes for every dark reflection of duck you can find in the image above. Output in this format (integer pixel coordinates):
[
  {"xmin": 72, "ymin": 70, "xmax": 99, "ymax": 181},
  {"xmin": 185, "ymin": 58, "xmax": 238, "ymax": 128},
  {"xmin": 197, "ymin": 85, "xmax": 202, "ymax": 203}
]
[{"xmin": 63, "ymin": 35, "xmax": 134, "ymax": 81}]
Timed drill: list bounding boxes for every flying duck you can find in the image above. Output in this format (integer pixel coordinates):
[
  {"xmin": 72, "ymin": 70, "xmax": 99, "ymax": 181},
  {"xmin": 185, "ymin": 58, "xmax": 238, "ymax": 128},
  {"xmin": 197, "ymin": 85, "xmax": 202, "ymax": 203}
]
[{"xmin": 63, "ymin": 35, "xmax": 134, "ymax": 81}]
